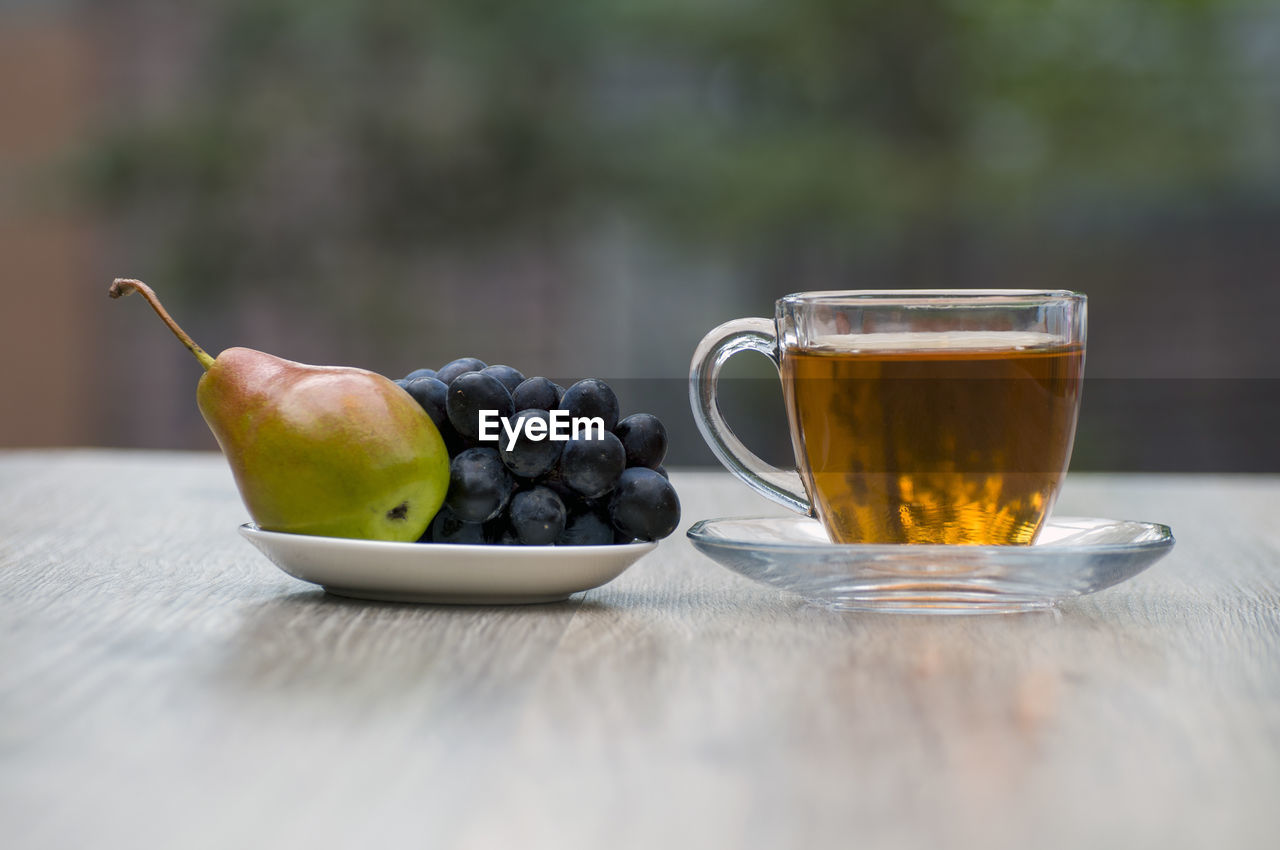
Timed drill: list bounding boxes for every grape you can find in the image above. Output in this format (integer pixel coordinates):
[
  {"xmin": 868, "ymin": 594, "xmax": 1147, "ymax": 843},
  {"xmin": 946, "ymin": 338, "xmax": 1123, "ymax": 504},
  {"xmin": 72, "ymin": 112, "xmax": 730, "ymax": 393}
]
[
  {"xmin": 414, "ymin": 358, "xmax": 677, "ymax": 548},
  {"xmin": 609, "ymin": 467, "xmax": 681, "ymax": 541},
  {"xmin": 509, "ymin": 487, "xmax": 567, "ymax": 545},
  {"xmin": 424, "ymin": 505, "xmax": 487, "ymax": 544},
  {"xmin": 498, "ymin": 408, "xmax": 562, "ymax": 479},
  {"xmin": 512, "ymin": 376, "xmax": 560, "ymax": 412},
  {"xmin": 560, "ymin": 379, "xmax": 620, "ymax": 432},
  {"xmin": 445, "ymin": 448, "xmax": 514, "ymax": 523},
  {"xmin": 556, "ymin": 506, "xmax": 614, "ymax": 546},
  {"xmin": 403, "ymin": 377, "xmax": 450, "ymax": 430},
  {"xmin": 447, "ymin": 371, "xmax": 514, "ymax": 441},
  {"xmin": 652, "ymin": 465, "xmax": 669, "ymax": 480},
  {"xmin": 481, "ymin": 364, "xmax": 526, "ymax": 394},
  {"xmin": 558, "ymin": 431, "xmax": 626, "ymax": 499},
  {"xmin": 437, "ymin": 357, "xmax": 487, "ymax": 385},
  {"xmin": 614, "ymin": 413, "xmax": 667, "ymax": 469},
  {"xmin": 403, "ymin": 376, "xmax": 468, "ymax": 453}
]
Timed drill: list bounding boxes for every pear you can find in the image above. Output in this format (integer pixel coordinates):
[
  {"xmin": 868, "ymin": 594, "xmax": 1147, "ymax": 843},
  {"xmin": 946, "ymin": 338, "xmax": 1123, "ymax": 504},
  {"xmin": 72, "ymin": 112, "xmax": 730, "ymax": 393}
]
[{"xmin": 109, "ymin": 279, "xmax": 450, "ymax": 542}]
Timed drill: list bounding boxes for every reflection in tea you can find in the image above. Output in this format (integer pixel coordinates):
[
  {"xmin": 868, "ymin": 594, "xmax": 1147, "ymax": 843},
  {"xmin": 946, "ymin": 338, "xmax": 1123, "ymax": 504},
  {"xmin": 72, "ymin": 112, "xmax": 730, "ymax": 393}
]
[{"xmin": 781, "ymin": 332, "xmax": 1084, "ymax": 545}]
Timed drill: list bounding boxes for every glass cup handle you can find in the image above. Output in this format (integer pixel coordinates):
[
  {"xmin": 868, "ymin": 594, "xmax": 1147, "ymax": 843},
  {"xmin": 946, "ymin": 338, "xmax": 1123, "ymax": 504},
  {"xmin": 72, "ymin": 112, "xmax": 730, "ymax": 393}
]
[{"xmin": 689, "ymin": 318, "xmax": 814, "ymax": 517}]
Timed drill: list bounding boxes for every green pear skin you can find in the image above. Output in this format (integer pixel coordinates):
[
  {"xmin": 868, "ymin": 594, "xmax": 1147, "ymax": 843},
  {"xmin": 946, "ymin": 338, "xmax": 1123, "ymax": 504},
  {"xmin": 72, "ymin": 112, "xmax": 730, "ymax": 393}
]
[
  {"xmin": 110, "ymin": 279, "xmax": 449, "ymax": 542},
  {"xmin": 199, "ymin": 348, "xmax": 449, "ymax": 541}
]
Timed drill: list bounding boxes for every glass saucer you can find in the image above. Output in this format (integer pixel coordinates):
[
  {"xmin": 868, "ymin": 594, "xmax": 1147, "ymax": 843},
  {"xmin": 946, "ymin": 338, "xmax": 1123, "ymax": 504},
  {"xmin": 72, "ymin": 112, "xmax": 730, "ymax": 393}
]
[{"xmin": 686, "ymin": 515, "xmax": 1174, "ymax": 614}]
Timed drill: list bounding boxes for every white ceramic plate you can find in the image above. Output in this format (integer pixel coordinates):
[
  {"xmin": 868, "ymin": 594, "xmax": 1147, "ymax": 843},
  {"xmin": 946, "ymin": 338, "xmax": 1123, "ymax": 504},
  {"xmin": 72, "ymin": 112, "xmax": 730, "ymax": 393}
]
[
  {"xmin": 688, "ymin": 515, "xmax": 1175, "ymax": 614},
  {"xmin": 240, "ymin": 523, "xmax": 657, "ymax": 604}
]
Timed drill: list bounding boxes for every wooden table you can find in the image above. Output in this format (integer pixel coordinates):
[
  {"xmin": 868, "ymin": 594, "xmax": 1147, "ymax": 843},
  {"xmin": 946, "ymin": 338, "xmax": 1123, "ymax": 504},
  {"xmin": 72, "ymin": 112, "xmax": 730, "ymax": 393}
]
[{"xmin": 2, "ymin": 450, "xmax": 1278, "ymax": 849}]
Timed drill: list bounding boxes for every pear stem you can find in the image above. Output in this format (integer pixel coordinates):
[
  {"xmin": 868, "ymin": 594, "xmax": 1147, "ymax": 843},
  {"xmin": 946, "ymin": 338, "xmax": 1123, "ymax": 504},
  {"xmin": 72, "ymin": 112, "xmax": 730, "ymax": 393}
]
[{"xmin": 109, "ymin": 279, "xmax": 216, "ymax": 371}]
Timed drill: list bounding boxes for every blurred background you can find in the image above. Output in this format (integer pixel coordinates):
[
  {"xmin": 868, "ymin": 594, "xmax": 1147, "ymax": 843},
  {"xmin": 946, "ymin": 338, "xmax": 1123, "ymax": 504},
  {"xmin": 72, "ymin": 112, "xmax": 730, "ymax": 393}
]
[{"xmin": 2, "ymin": 0, "xmax": 1277, "ymax": 469}]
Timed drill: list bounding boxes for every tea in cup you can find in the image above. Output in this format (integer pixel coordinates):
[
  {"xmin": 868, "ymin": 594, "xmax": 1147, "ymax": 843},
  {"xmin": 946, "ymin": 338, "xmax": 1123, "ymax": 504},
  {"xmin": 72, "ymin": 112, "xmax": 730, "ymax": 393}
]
[{"xmin": 689, "ymin": 290, "xmax": 1086, "ymax": 545}]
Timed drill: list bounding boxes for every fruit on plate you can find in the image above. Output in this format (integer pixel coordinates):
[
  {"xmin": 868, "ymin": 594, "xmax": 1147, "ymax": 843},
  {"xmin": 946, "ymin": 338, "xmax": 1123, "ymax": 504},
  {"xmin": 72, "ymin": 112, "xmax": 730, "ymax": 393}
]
[{"xmin": 109, "ymin": 279, "xmax": 450, "ymax": 542}]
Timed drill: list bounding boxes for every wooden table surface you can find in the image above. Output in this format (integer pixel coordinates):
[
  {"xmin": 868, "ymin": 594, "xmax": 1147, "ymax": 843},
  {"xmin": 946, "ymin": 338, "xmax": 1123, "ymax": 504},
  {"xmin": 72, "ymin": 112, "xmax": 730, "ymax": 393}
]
[{"xmin": 1, "ymin": 450, "xmax": 1278, "ymax": 849}]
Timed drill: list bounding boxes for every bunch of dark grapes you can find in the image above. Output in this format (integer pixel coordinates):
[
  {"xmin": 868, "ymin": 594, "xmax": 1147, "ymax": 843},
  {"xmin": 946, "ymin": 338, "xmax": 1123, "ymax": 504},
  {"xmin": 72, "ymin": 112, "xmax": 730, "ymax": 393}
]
[{"xmin": 395, "ymin": 358, "xmax": 680, "ymax": 546}]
